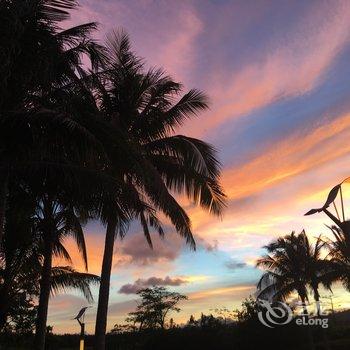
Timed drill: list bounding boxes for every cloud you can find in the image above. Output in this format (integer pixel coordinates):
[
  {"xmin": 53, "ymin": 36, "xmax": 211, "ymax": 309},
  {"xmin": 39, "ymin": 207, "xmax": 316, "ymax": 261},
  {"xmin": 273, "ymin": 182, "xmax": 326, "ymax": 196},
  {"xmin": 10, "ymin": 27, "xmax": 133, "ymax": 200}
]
[
  {"xmin": 188, "ymin": 0, "xmax": 350, "ymax": 136},
  {"xmin": 225, "ymin": 259, "xmax": 247, "ymax": 271},
  {"xmin": 223, "ymin": 111, "xmax": 350, "ymax": 202},
  {"xmin": 52, "ymin": 1, "xmax": 350, "ymax": 333},
  {"xmin": 196, "ymin": 237, "xmax": 219, "ymax": 252},
  {"xmin": 119, "ymin": 276, "xmax": 188, "ymax": 294},
  {"xmin": 67, "ymin": 0, "xmax": 202, "ymax": 83},
  {"xmin": 115, "ymin": 233, "xmax": 183, "ymax": 266}
]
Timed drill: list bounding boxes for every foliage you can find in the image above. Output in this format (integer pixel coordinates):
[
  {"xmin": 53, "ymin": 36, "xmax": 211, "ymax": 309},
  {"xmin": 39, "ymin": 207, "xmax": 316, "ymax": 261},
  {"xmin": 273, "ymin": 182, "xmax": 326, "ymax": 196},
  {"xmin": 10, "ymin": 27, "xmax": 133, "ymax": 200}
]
[
  {"xmin": 110, "ymin": 323, "xmax": 137, "ymax": 334},
  {"xmin": 4, "ymin": 291, "xmax": 37, "ymax": 335},
  {"xmin": 92, "ymin": 29, "xmax": 226, "ymax": 348},
  {"xmin": 256, "ymin": 230, "xmax": 332, "ymax": 308},
  {"xmin": 0, "ymin": 184, "xmax": 99, "ymax": 332},
  {"xmin": 0, "ymin": 1, "xmax": 227, "ymax": 346},
  {"xmin": 233, "ymin": 296, "xmax": 260, "ymax": 322},
  {"xmin": 325, "ymin": 225, "xmax": 350, "ymax": 291},
  {"xmin": 126, "ymin": 286, "xmax": 187, "ymax": 330}
]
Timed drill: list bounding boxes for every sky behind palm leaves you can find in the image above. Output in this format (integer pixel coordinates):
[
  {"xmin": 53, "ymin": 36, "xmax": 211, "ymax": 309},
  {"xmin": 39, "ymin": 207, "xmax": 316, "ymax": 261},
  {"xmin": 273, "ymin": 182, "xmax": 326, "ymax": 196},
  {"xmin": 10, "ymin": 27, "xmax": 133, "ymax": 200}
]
[{"xmin": 50, "ymin": 0, "xmax": 350, "ymax": 333}]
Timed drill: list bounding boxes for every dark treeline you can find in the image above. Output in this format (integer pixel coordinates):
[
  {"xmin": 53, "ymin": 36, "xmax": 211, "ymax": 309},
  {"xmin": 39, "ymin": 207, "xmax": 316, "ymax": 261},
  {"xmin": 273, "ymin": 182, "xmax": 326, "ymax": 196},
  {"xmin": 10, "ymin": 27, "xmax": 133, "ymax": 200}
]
[{"xmin": 2, "ymin": 304, "xmax": 350, "ymax": 350}]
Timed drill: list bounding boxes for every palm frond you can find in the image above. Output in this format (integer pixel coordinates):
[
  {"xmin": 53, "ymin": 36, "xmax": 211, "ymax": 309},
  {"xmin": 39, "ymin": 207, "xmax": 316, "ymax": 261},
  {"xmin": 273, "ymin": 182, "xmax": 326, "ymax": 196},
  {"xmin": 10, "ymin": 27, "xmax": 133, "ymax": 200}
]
[{"xmin": 51, "ymin": 266, "xmax": 99, "ymax": 302}]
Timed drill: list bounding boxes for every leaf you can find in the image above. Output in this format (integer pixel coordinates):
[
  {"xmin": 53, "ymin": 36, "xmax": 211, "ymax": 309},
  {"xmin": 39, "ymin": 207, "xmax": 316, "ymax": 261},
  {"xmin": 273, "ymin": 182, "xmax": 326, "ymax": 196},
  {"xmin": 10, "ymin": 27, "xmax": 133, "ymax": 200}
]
[
  {"xmin": 322, "ymin": 184, "xmax": 341, "ymax": 209},
  {"xmin": 304, "ymin": 208, "xmax": 322, "ymax": 216},
  {"xmin": 342, "ymin": 177, "xmax": 350, "ymax": 184},
  {"xmin": 305, "ymin": 184, "xmax": 341, "ymax": 216}
]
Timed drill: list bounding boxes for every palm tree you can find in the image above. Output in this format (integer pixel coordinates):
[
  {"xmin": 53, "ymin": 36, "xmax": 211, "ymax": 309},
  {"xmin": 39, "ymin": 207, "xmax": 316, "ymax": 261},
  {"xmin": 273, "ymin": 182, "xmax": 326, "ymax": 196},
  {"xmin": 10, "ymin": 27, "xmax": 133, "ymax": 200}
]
[
  {"xmin": 91, "ymin": 31, "xmax": 226, "ymax": 349},
  {"xmin": 0, "ymin": 0, "xmax": 105, "ymax": 246},
  {"xmin": 0, "ymin": 178, "xmax": 98, "ymax": 350},
  {"xmin": 257, "ymin": 231, "xmax": 309, "ymax": 310},
  {"xmin": 256, "ymin": 231, "xmax": 333, "ymax": 350},
  {"xmin": 32, "ymin": 191, "xmax": 93, "ymax": 350},
  {"xmin": 0, "ymin": 185, "xmax": 99, "ymax": 332},
  {"xmin": 0, "ymin": 3, "xmax": 108, "ymax": 347},
  {"xmin": 257, "ymin": 230, "xmax": 331, "ymax": 315},
  {"xmin": 325, "ymin": 226, "xmax": 350, "ymax": 292}
]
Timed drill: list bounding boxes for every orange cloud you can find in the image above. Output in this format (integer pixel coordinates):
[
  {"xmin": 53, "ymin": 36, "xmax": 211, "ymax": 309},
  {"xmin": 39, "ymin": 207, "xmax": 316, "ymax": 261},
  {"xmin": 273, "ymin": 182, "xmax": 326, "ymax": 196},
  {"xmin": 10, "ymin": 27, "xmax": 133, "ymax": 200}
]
[
  {"xmin": 179, "ymin": 109, "xmax": 350, "ymax": 253},
  {"xmin": 189, "ymin": 284, "xmax": 253, "ymax": 300},
  {"xmin": 223, "ymin": 112, "xmax": 350, "ymax": 201}
]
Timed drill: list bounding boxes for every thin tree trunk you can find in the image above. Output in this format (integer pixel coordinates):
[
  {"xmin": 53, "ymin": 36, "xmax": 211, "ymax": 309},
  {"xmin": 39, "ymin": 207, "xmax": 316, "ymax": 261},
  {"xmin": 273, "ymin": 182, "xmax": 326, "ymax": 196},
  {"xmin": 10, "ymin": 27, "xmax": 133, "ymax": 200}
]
[
  {"xmin": 301, "ymin": 296, "xmax": 315, "ymax": 350},
  {"xmin": 313, "ymin": 287, "xmax": 321, "ymax": 316},
  {"xmin": 313, "ymin": 287, "xmax": 331, "ymax": 350},
  {"xmin": 94, "ymin": 220, "xmax": 117, "ymax": 350},
  {"xmin": 0, "ymin": 169, "xmax": 9, "ymax": 247},
  {"xmin": 34, "ymin": 235, "xmax": 53, "ymax": 350},
  {"xmin": 300, "ymin": 296, "xmax": 308, "ymax": 316}
]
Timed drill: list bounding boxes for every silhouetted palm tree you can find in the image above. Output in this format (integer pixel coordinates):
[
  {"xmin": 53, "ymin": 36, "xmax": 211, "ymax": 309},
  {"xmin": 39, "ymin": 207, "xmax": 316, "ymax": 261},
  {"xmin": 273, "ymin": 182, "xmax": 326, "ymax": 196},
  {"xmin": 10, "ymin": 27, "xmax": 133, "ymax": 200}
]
[
  {"xmin": 0, "ymin": 0, "xmax": 105, "ymax": 246},
  {"xmin": 5, "ymin": 174, "xmax": 99, "ymax": 350},
  {"xmin": 257, "ymin": 232, "xmax": 309, "ymax": 308},
  {"xmin": 92, "ymin": 31, "xmax": 226, "ymax": 350},
  {"xmin": 32, "ymin": 191, "xmax": 93, "ymax": 349},
  {"xmin": 324, "ymin": 226, "xmax": 350, "ymax": 292},
  {"xmin": 0, "ymin": 186, "xmax": 99, "ymax": 332},
  {"xmin": 257, "ymin": 230, "xmax": 331, "ymax": 314}
]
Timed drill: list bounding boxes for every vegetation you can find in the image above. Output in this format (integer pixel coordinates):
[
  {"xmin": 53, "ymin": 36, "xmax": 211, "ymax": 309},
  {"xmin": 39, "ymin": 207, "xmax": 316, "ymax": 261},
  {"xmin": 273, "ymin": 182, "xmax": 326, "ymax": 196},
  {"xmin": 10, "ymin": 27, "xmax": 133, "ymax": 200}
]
[
  {"xmin": 0, "ymin": 1, "xmax": 225, "ymax": 349},
  {"xmin": 3, "ymin": 295, "xmax": 349, "ymax": 350},
  {"xmin": 2, "ymin": 1, "xmax": 350, "ymax": 350},
  {"xmin": 256, "ymin": 231, "xmax": 333, "ymax": 314},
  {"xmin": 122, "ymin": 286, "xmax": 187, "ymax": 331}
]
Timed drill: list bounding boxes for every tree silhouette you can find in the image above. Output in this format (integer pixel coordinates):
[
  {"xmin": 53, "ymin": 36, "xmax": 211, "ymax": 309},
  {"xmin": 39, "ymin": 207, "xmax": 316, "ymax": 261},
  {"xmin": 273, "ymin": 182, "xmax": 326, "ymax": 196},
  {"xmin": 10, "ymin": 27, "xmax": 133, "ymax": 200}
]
[
  {"xmin": 126, "ymin": 286, "xmax": 187, "ymax": 331},
  {"xmin": 0, "ymin": 0, "xmax": 105, "ymax": 250},
  {"xmin": 324, "ymin": 225, "xmax": 350, "ymax": 292},
  {"xmin": 92, "ymin": 31, "xmax": 225, "ymax": 350},
  {"xmin": 257, "ymin": 230, "xmax": 331, "ymax": 315}
]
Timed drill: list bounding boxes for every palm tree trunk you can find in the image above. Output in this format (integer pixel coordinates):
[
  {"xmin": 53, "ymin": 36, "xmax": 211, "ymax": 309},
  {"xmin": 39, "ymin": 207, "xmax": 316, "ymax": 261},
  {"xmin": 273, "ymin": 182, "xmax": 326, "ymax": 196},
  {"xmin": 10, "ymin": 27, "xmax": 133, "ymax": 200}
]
[
  {"xmin": 313, "ymin": 287, "xmax": 331, "ymax": 350},
  {"xmin": 0, "ymin": 169, "xmax": 9, "ymax": 247},
  {"xmin": 94, "ymin": 219, "xmax": 117, "ymax": 350},
  {"xmin": 313, "ymin": 287, "xmax": 321, "ymax": 316},
  {"xmin": 300, "ymin": 296, "xmax": 315, "ymax": 350},
  {"xmin": 34, "ymin": 235, "xmax": 53, "ymax": 350}
]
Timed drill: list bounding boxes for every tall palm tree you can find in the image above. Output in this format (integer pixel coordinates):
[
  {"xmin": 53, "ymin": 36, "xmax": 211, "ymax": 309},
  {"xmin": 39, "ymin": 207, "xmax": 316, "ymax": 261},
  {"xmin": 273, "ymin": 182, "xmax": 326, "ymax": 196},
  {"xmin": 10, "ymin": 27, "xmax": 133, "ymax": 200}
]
[
  {"xmin": 0, "ymin": 3, "xmax": 108, "ymax": 347},
  {"xmin": 0, "ymin": 0, "xmax": 105, "ymax": 246},
  {"xmin": 257, "ymin": 230, "xmax": 331, "ymax": 315},
  {"xmin": 91, "ymin": 31, "xmax": 226, "ymax": 350}
]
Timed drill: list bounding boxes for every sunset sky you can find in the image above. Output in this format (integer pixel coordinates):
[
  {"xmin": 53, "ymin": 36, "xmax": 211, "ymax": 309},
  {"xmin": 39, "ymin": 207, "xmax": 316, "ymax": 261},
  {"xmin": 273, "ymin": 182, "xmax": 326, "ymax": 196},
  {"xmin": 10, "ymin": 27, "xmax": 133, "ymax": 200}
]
[{"xmin": 49, "ymin": 0, "xmax": 350, "ymax": 333}]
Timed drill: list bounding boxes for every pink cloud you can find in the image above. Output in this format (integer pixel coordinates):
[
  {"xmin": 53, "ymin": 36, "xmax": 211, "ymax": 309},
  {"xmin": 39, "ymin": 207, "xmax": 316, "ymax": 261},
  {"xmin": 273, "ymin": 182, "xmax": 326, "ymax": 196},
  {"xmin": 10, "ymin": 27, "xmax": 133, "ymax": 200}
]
[
  {"xmin": 119, "ymin": 275, "xmax": 188, "ymax": 294},
  {"xmin": 189, "ymin": 0, "xmax": 350, "ymax": 135},
  {"xmin": 115, "ymin": 233, "xmax": 184, "ymax": 267},
  {"xmin": 66, "ymin": 0, "xmax": 202, "ymax": 83}
]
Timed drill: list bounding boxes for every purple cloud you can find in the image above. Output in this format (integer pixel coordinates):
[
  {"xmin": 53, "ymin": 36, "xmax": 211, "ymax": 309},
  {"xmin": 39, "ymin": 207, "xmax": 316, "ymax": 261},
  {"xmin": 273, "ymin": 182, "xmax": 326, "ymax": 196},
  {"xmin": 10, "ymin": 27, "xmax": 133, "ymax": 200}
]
[
  {"xmin": 119, "ymin": 276, "xmax": 188, "ymax": 294},
  {"xmin": 115, "ymin": 233, "xmax": 183, "ymax": 266},
  {"xmin": 225, "ymin": 259, "xmax": 247, "ymax": 271}
]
